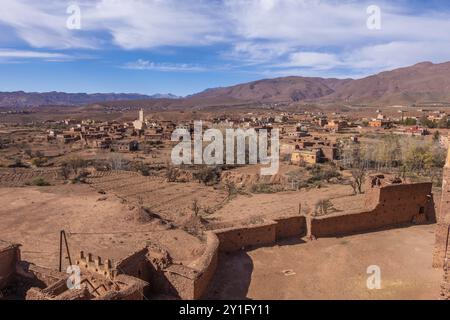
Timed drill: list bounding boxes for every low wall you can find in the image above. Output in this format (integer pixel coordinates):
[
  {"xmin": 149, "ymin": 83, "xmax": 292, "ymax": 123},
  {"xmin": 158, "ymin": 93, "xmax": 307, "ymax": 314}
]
[
  {"xmin": 212, "ymin": 215, "xmax": 307, "ymax": 253},
  {"xmin": 161, "ymin": 232, "xmax": 219, "ymax": 300},
  {"xmin": 214, "ymin": 221, "xmax": 278, "ymax": 253},
  {"xmin": 274, "ymin": 216, "xmax": 307, "ymax": 240},
  {"xmin": 310, "ymin": 182, "xmax": 433, "ymax": 238},
  {"xmin": 190, "ymin": 232, "xmax": 220, "ymax": 299},
  {"xmin": 162, "ymin": 216, "xmax": 307, "ymax": 299}
]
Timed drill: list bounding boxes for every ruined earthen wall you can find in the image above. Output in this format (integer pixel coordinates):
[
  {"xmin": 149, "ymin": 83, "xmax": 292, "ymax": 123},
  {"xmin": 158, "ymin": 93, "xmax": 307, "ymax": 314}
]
[
  {"xmin": 274, "ymin": 216, "xmax": 307, "ymax": 240},
  {"xmin": 310, "ymin": 183, "xmax": 433, "ymax": 238},
  {"xmin": 213, "ymin": 221, "xmax": 278, "ymax": 252},
  {"xmin": 162, "ymin": 216, "xmax": 307, "ymax": 300},
  {"xmin": 433, "ymin": 224, "xmax": 450, "ymax": 268},
  {"xmin": 190, "ymin": 232, "xmax": 219, "ymax": 300},
  {"xmin": 115, "ymin": 248, "xmax": 150, "ymax": 282},
  {"xmin": 433, "ymin": 167, "xmax": 450, "ymax": 268},
  {"xmin": 0, "ymin": 244, "xmax": 20, "ymax": 289},
  {"xmin": 163, "ymin": 264, "xmax": 198, "ymax": 300}
]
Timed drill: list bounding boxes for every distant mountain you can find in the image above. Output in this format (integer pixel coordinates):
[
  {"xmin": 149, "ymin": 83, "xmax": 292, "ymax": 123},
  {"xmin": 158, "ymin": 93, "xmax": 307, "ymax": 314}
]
[
  {"xmin": 148, "ymin": 93, "xmax": 180, "ymax": 100},
  {"xmin": 0, "ymin": 91, "xmax": 179, "ymax": 107},
  {"xmin": 191, "ymin": 77, "xmax": 352, "ymax": 103},
  {"xmin": 321, "ymin": 61, "xmax": 450, "ymax": 105},
  {"xmin": 3, "ymin": 61, "xmax": 450, "ymax": 108},
  {"xmin": 191, "ymin": 61, "xmax": 450, "ymax": 106}
]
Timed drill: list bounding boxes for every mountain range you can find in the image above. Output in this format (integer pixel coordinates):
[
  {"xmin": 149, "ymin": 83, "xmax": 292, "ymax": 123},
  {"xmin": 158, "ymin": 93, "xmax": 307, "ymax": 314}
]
[
  {"xmin": 1, "ymin": 61, "xmax": 450, "ymax": 108},
  {"xmin": 191, "ymin": 61, "xmax": 450, "ymax": 106},
  {"xmin": 0, "ymin": 92, "xmax": 179, "ymax": 108}
]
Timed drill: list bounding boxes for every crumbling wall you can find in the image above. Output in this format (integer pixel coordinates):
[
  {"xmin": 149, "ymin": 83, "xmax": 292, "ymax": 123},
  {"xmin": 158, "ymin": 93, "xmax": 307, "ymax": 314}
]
[
  {"xmin": 0, "ymin": 242, "xmax": 20, "ymax": 289},
  {"xmin": 310, "ymin": 182, "xmax": 433, "ymax": 238},
  {"xmin": 189, "ymin": 232, "xmax": 219, "ymax": 299},
  {"xmin": 157, "ymin": 232, "xmax": 219, "ymax": 300},
  {"xmin": 433, "ymin": 224, "xmax": 450, "ymax": 268},
  {"xmin": 433, "ymin": 166, "xmax": 450, "ymax": 268},
  {"xmin": 208, "ymin": 216, "xmax": 306, "ymax": 254},
  {"xmin": 163, "ymin": 264, "xmax": 198, "ymax": 300},
  {"xmin": 213, "ymin": 221, "xmax": 278, "ymax": 252},
  {"xmin": 274, "ymin": 216, "xmax": 307, "ymax": 240}
]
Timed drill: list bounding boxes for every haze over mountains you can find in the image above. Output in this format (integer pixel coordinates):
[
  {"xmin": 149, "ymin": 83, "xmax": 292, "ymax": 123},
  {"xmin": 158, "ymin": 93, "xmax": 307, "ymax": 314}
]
[
  {"xmin": 1, "ymin": 61, "xmax": 450, "ymax": 108},
  {"xmin": 0, "ymin": 92, "xmax": 179, "ymax": 108}
]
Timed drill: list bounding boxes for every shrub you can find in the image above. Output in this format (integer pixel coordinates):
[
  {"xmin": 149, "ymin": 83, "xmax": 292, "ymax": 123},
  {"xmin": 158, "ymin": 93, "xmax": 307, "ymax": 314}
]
[
  {"xmin": 31, "ymin": 157, "xmax": 47, "ymax": 167},
  {"xmin": 307, "ymin": 165, "xmax": 341, "ymax": 184},
  {"xmin": 193, "ymin": 166, "xmax": 221, "ymax": 186},
  {"xmin": 32, "ymin": 177, "xmax": 50, "ymax": 187},
  {"xmin": 166, "ymin": 164, "xmax": 181, "ymax": 182},
  {"xmin": 250, "ymin": 183, "xmax": 284, "ymax": 194}
]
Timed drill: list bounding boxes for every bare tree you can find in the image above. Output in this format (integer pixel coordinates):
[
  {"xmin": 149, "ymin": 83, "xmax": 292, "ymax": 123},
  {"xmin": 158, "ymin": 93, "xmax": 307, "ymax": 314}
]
[
  {"xmin": 166, "ymin": 163, "xmax": 180, "ymax": 182},
  {"xmin": 109, "ymin": 153, "xmax": 125, "ymax": 170},
  {"xmin": 314, "ymin": 199, "xmax": 337, "ymax": 216},
  {"xmin": 350, "ymin": 167, "xmax": 366, "ymax": 195},
  {"xmin": 191, "ymin": 199, "xmax": 201, "ymax": 217}
]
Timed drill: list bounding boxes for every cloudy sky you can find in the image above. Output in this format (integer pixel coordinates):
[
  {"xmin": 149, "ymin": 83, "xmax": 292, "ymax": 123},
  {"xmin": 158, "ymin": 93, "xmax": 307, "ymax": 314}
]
[{"xmin": 1, "ymin": 0, "xmax": 450, "ymax": 96}]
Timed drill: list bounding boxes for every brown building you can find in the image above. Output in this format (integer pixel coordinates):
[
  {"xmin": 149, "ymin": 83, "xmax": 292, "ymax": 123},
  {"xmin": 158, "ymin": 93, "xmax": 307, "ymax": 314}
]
[
  {"xmin": 291, "ymin": 149, "xmax": 321, "ymax": 165},
  {"xmin": 111, "ymin": 140, "xmax": 139, "ymax": 152},
  {"xmin": 369, "ymin": 119, "xmax": 393, "ymax": 128}
]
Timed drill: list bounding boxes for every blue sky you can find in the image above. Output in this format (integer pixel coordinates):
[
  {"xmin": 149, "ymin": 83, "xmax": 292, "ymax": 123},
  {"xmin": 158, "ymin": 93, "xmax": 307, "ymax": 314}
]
[{"xmin": 1, "ymin": 0, "xmax": 450, "ymax": 96}]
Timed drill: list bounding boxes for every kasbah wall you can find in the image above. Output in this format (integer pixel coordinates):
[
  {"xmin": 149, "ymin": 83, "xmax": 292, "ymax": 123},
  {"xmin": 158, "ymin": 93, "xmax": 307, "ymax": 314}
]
[
  {"xmin": 118, "ymin": 174, "xmax": 435, "ymax": 300},
  {"xmin": 0, "ymin": 242, "xmax": 21, "ymax": 289},
  {"xmin": 2, "ymin": 172, "xmax": 442, "ymax": 300},
  {"xmin": 433, "ymin": 150, "xmax": 450, "ymax": 299},
  {"xmin": 309, "ymin": 178, "xmax": 435, "ymax": 238}
]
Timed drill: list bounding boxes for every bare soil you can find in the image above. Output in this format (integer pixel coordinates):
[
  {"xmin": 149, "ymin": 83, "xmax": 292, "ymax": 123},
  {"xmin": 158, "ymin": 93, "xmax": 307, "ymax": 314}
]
[
  {"xmin": 0, "ymin": 185, "xmax": 204, "ymax": 269},
  {"xmin": 206, "ymin": 224, "xmax": 442, "ymax": 300}
]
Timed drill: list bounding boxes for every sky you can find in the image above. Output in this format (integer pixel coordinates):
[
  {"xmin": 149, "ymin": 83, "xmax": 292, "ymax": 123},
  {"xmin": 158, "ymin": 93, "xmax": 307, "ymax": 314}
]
[{"xmin": 1, "ymin": 0, "xmax": 450, "ymax": 96}]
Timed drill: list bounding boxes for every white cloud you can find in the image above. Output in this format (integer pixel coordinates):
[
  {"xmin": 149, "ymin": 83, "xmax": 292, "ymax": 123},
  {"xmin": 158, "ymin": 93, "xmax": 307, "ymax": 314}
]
[
  {"xmin": 0, "ymin": 49, "xmax": 72, "ymax": 62},
  {"xmin": 0, "ymin": 0, "xmax": 96, "ymax": 49},
  {"xmin": 123, "ymin": 59, "xmax": 206, "ymax": 72},
  {"xmin": 85, "ymin": 0, "xmax": 224, "ymax": 49},
  {"xmin": 1, "ymin": 0, "xmax": 450, "ymax": 76},
  {"xmin": 225, "ymin": 41, "xmax": 294, "ymax": 64},
  {"xmin": 282, "ymin": 52, "xmax": 342, "ymax": 70}
]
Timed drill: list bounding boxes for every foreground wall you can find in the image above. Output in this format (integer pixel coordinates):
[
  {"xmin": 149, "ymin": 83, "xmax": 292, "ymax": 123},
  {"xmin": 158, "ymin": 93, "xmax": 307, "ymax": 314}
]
[
  {"xmin": 162, "ymin": 232, "xmax": 219, "ymax": 300},
  {"xmin": 433, "ymin": 166, "xmax": 450, "ymax": 268},
  {"xmin": 310, "ymin": 182, "xmax": 434, "ymax": 238},
  {"xmin": 161, "ymin": 216, "xmax": 307, "ymax": 299},
  {"xmin": 0, "ymin": 242, "xmax": 20, "ymax": 289}
]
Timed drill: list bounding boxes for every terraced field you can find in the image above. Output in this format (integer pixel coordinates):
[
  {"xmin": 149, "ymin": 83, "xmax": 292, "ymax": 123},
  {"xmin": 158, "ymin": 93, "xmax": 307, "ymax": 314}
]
[
  {"xmin": 0, "ymin": 168, "xmax": 62, "ymax": 187},
  {"xmin": 87, "ymin": 170, "xmax": 228, "ymax": 224}
]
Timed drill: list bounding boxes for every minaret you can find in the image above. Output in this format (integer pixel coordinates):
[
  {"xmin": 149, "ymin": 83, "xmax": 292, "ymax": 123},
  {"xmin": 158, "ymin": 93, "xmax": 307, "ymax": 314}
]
[
  {"xmin": 139, "ymin": 109, "xmax": 144, "ymax": 123},
  {"xmin": 433, "ymin": 142, "xmax": 450, "ymax": 268}
]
